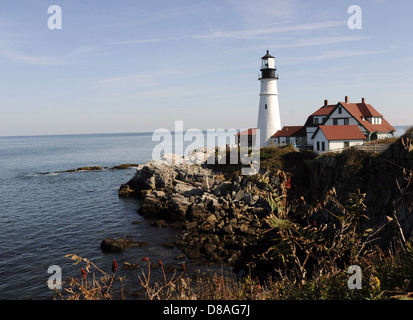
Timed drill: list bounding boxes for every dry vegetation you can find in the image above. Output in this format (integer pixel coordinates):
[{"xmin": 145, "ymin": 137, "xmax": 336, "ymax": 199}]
[{"xmin": 55, "ymin": 168, "xmax": 413, "ymax": 300}]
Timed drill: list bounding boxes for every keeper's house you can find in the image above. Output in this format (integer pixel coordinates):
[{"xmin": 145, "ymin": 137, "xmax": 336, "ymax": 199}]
[{"xmin": 272, "ymin": 96, "xmax": 395, "ymax": 153}]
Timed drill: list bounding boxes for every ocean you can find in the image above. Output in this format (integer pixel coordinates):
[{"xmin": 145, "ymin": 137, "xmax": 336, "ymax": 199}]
[
  {"xmin": 0, "ymin": 126, "xmax": 409, "ymax": 299},
  {"xmin": 0, "ymin": 132, "xmax": 207, "ymax": 300}
]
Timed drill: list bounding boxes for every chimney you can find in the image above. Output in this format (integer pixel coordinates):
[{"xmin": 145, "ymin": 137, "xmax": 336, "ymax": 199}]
[
  {"xmin": 345, "ymin": 96, "xmax": 349, "ymax": 103},
  {"xmin": 324, "ymin": 99, "xmax": 328, "ymax": 107},
  {"xmin": 362, "ymin": 97, "xmax": 365, "ymax": 103}
]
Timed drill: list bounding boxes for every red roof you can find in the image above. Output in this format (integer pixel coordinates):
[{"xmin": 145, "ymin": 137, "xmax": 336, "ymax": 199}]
[
  {"xmin": 318, "ymin": 125, "xmax": 366, "ymax": 140},
  {"xmin": 311, "ymin": 105, "xmax": 335, "ymax": 116},
  {"xmin": 236, "ymin": 128, "xmax": 257, "ymax": 136},
  {"xmin": 339, "ymin": 102, "xmax": 394, "ymax": 133},
  {"xmin": 272, "ymin": 126, "xmax": 306, "ymax": 138}
]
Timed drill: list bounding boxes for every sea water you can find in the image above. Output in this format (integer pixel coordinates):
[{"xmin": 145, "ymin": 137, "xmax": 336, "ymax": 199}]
[{"xmin": 0, "ymin": 132, "xmax": 203, "ymax": 299}]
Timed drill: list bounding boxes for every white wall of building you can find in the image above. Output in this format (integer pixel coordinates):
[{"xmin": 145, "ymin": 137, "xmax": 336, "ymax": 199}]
[
  {"xmin": 324, "ymin": 107, "xmax": 358, "ymax": 125},
  {"xmin": 313, "ymin": 130, "xmax": 329, "ymax": 153},
  {"xmin": 257, "ymin": 78, "xmax": 281, "ymax": 147},
  {"xmin": 329, "ymin": 140, "xmax": 364, "ymax": 151},
  {"xmin": 274, "ymin": 136, "xmax": 297, "ymax": 145},
  {"xmin": 306, "ymin": 126, "xmax": 316, "ymax": 146},
  {"xmin": 313, "ymin": 129, "xmax": 365, "ymax": 154}
]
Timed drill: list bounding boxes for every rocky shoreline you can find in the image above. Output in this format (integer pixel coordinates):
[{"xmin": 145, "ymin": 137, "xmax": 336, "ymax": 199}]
[
  {"xmin": 117, "ymin": 154, "xmax": 276, "ymax": 268},
  {"xmin": 111, "ymin": 130, "xmax": 413, "ymax": 280},
  {"xmin": 38, "ymin": 164, "xmax": 140, "ymax": 175}
]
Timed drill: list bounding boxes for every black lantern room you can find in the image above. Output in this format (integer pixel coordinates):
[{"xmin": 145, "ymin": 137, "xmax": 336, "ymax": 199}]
[{"xmin": 259, "ymin": 50, "xmax": 278, "ymax": 80}]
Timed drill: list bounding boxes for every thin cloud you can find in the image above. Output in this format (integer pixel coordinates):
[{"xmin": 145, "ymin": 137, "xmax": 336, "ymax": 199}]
[
  {"xmin": 0, "ymin": 49, "xmax": 69, "ymax": 65},
  {"xmin": 195, "ymin": 21, "xmax": 345, "ymax": 39},
  {"xmin": 96, "ymin": 69, "xmax": 184, "ymax": 87},
  {"xmin": 283, "ymin": 49, "xmax": 393, "ymax": 65},
  {"xmin": 274, "ymin": 35, "xmax": 371, "ymax": 49},
  {"xmin": 111, "ymin": 37, "xmax": 184, "ymax": 45}
]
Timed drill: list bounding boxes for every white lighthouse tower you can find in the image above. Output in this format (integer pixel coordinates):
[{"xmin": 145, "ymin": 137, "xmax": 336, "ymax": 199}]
[{"xmin": 257, "ymin": 50, "xmax": 282, "ymax": 146}]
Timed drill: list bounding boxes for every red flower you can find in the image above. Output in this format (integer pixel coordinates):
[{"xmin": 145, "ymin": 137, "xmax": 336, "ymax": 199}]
[
  {"xmin": 182, "ymin": 262, "xmax": 186, "ymax": 272},
  {"xmin": 141, "ymin": 257, "xmax": 150, "ymax": 262},
  {"xmin": 158, "ymin": 259, "xmax": 163, "ymax": 267},
  {"xmin": 80, "ymin": 267, "xmax": 87, "ymax": 280},
  {"xmin": 285, "ymin": 176, "xmax": 291, "ymax": 190},
  {"xmin": 112, "ymin": 259, "xmax": 118, "ymax": 273}
]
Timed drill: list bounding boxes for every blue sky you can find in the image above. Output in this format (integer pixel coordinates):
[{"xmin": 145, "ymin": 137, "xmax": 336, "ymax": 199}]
[{"xmin": 0, "ymin": 0, "xmax": 412, "ymax": 136}]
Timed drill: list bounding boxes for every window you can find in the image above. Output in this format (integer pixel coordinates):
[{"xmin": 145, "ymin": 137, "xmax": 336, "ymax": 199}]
[
  {"xmin": 344, "ymin": 141, "xmax": 350, "ymax": 148},
  {"xmin": 321, "ymin": 142, "xmax": 325, "ymax": 151},
  {"xmin": 338, "ymin": 107, "xmax": 342, "ymax": 114},
  {"xmin": 265, "ymin": 104, "xmax": 267, "ymax": 109},
  {"xmin": 333, "ymin": 118, "xmax": 338, "ymax": 125},
  {"xmin": 344, "ymin": 118, "xmax": 349, "ymax": 125},
  {"xmin": 314, "ymin": 117, "xmax": 319, "ymax": 124},
  {"xmin": 316, "ymin": 141, "xmax": 320, "ymax": 151}
]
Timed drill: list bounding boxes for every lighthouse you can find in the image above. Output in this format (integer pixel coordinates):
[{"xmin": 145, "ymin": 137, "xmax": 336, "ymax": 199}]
[{"xmin": 257, "ymin": 50, "xmax": 282, "ymax": 146}]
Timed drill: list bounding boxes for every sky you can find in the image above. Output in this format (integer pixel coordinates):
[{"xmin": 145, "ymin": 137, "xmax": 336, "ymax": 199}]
[{"xmin": 0, "ymin": 0, "xmax": 412, "ymax": 136}]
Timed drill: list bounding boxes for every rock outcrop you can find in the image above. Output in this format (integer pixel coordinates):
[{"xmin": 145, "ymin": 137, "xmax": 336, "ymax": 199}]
[
  {"xmin": 308, "ymin": 130, "xmax": 413, "ymax": 246},
  {"xmin": 100, "ymin": 237, "xmax": 148, "ymax": 253},
  {"xmin": 118, "ymin": 131, "xmax": 413, "ymax": 264},
  {"xmin": 119, "ymin": 156, "xmax": 273, "ymax": 264}
]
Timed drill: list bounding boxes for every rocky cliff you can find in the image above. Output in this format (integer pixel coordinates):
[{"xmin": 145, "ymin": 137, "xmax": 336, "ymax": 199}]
[
  {"xmin": 119, "ymin": 130, "xmax": 413, "ymax": 266},
  {"xmin": 308, "ymin": 130, "xmax": 413, "ymax": 246},
  {"xmin": 118, "ymin": 154, "xmax": 277, "ymax": 265}
]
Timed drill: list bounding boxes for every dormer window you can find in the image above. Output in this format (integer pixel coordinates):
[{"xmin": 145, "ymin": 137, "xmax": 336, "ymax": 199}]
[{"xmin": 372, "ymin": 117, "xmax": 382, "ymax": 125}]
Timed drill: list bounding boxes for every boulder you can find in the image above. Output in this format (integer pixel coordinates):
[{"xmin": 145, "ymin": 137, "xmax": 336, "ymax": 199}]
[
  {"xmin": 123, "ymin": 262, "xmax": 140, "ymax": 270},
  {"xmin": 234, "ymin": 189, "xmax": 245, "ymax": 201},
  {"xmin": 174, "ymin": 182, "xmax": 204, "ymax": 197},
  {"xmin": 212, "ymin": 181, "xmax": 232, "ymax": 196},
  {"xmin": 100, "ymin": 238, "xmax": 148, "ymax": 253},
  {"xmin": 118, "ymin": 184, "xmax": 135, "ymax": 198}
]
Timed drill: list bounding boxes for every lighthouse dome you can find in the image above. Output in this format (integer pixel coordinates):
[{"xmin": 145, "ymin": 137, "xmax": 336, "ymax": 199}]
[{"xmin": 261, "ymin": 50, "xmax": 274, "ymax": 59}]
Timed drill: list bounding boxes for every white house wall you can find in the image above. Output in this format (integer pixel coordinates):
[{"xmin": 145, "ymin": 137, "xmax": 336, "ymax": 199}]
[
  {"xmin": 329, "ymin": 140, "xmax": 364, "ymax": 151},
  {"xmin": 313, "ymin": 130, "xmax": 329, "ymax": 153},
  {"xmin": 324, "ymin": 107, "xmax": 357, "ymax": 125},
  {"xmin": 275, "ymin": 136, "xmax": 297, "ymax": 145},
  {"xmin": 312, "ymin": 129, "xmax": 365, "ymax": 154},
  {"xmin": 306, "ymin": 126, "xmax": 316, "ymax": 146}
]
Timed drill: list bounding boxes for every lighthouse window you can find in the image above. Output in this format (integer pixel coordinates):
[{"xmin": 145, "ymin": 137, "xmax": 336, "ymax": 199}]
[{"xmin": 265, "ymin": 104, "xmax": 267, "ymax": 109}]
